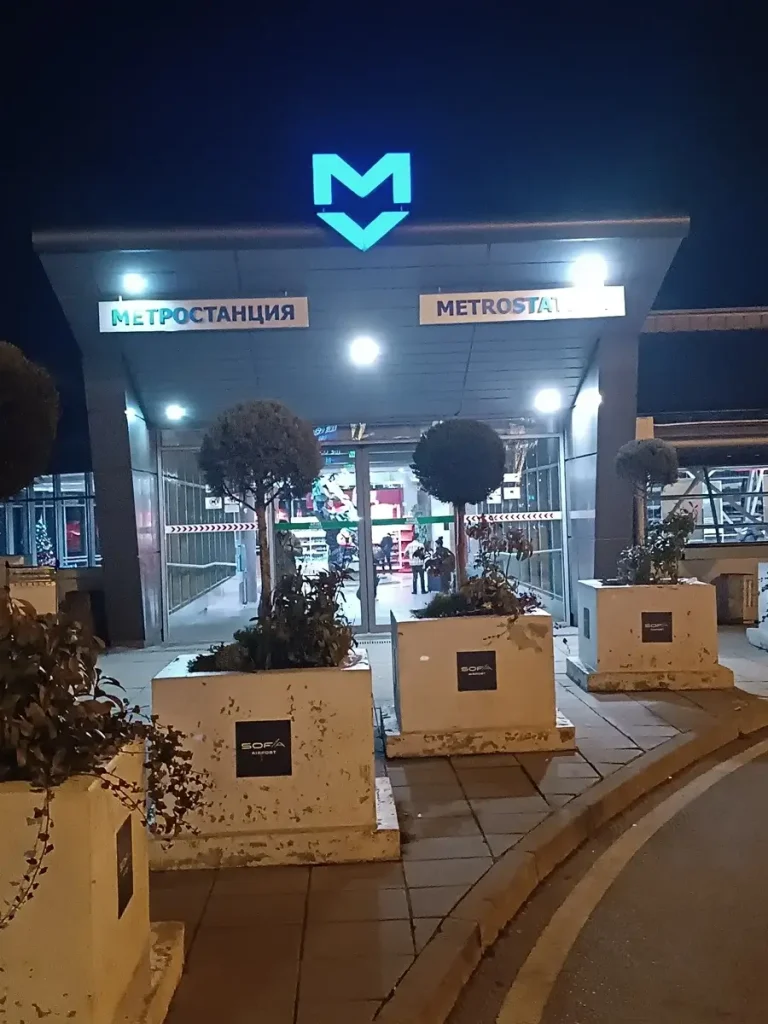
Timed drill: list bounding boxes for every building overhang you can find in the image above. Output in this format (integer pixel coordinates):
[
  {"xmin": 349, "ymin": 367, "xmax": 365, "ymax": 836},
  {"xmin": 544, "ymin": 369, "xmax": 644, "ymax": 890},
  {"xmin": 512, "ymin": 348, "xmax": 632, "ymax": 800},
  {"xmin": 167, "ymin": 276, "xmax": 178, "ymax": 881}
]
[{"xmin": 34, "ymin": 216, "xmax": 689, "ymax": 429}]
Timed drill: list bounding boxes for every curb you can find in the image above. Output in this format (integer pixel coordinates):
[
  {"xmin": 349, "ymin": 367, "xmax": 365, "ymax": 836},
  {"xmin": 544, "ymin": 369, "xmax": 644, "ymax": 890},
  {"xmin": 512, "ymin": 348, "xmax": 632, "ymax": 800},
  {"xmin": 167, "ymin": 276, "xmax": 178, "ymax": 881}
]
[{"xmin": 373, "ymin": 697, "xmax": 768, "ymax": 1023}]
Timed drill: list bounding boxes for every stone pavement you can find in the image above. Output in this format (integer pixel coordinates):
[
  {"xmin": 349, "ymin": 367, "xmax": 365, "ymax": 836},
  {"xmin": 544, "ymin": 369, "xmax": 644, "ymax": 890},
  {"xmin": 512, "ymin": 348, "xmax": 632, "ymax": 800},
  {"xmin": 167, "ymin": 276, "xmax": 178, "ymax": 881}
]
[{"xmin": 121, "ymin": 629, "xmax": 768, "ymax": 1023}]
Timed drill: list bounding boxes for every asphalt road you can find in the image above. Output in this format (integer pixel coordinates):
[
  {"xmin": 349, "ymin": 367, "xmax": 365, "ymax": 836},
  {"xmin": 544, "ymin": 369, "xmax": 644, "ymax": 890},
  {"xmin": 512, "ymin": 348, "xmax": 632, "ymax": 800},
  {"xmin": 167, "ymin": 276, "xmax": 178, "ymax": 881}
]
[{"xmin": 450, "ymin": 736, "xmax": 768, "ymax": 1024}]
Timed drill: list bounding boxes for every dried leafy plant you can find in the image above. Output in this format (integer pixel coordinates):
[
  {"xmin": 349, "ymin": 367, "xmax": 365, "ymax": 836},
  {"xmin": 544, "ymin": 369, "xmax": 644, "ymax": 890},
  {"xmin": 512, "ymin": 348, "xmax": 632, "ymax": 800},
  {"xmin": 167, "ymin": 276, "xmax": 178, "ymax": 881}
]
[{"xmin": 0, "ymin": 591, "xmax": 208, "ymax": 929}]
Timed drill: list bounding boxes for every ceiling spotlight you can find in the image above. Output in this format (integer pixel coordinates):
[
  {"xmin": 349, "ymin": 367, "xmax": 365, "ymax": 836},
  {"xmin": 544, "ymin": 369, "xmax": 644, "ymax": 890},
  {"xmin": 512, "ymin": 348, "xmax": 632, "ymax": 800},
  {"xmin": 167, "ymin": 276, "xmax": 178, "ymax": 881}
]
[
  {"xmin": 165, "ymin": 403, "xmax": 187, "ymax": 422},
  {"xmin": 349, "ymin": 336, "xmax": 380, "ymax": 366},
  {"xmin": 571, "ymin": 253, "xmax": 608, "ymax": 289},
  {"xmin": 534, "ymin": 388, "xmax": 562, "ymax": 414},
  {"xmin": 121, "ymin": 272, "xmax": 148, "ymax": 295}
]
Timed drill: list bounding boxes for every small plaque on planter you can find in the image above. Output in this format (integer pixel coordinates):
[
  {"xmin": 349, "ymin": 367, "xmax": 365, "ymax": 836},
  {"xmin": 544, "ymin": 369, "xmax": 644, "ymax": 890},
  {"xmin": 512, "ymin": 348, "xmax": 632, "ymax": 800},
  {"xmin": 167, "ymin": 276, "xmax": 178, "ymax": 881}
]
[
  {"xmin": 641, "ymin": 611, "xmax": 673, "ymax": 643},
  {"xmin": 457, "ymin": 650, "xmax": 498, "ymax": 691},
  {"xmin": 582, "ymin": 606, "xmax": 591, "ymax": 640},
  {"xmin": 116, "ymin": 815, "xmax": 134, "ymax": 919},
  {"xmin": 235, "ymin": 720, "xmax": 292, "ymax": 778}
]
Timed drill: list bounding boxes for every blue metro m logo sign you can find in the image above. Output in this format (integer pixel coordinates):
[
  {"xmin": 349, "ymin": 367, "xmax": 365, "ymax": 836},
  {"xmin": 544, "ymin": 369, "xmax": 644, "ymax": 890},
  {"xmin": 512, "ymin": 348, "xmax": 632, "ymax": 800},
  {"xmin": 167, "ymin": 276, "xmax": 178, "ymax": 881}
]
[{"xmin": 312, "ymin": 153, "xmax": 411, "ymax": 250}]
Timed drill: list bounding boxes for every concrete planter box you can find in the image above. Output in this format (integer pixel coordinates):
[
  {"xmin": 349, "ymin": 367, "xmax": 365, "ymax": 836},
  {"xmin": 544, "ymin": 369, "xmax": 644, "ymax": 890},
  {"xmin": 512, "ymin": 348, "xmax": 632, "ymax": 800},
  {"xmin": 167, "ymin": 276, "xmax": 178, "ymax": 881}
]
[
  {"xmin": 151, "ymin": 653, "xmax": 399, "ymax": 869},
  {"xmin": 566, "ymin": 578, "xmax": 735, "ymax": 692},
  {"xmin": 0, "ymin": 748, "xmax": 183, "ymax": 1024},
  {"xmin": 747, "ymin": 561, "xmax": 768, "ymax": 652},
  {"xmin": 386, "ymin": 610, "xmax": 574, "ymax": 758}
]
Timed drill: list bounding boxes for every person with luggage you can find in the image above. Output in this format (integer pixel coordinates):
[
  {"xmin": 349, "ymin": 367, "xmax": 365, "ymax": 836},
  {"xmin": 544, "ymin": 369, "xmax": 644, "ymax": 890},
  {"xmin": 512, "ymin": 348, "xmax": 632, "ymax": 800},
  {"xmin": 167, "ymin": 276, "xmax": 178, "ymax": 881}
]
[{"xmin": 404, "ymin": 537, "xmax": 427, "ymax": 594}]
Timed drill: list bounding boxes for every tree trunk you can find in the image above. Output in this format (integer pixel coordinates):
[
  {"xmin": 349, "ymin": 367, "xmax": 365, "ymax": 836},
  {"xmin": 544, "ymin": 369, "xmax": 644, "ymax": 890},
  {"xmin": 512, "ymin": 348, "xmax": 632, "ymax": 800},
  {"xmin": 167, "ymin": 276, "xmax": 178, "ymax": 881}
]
[
  {"xmin": 635, "ymin": 489, "xmax": 648, "ymax": 546},
  {"xmin": 454, "ymin": 503, "xmax": 467, "ymax": 588},
  {"xmin": 256, "ymin": 503, "xmax": 272, "ymax": 619}
]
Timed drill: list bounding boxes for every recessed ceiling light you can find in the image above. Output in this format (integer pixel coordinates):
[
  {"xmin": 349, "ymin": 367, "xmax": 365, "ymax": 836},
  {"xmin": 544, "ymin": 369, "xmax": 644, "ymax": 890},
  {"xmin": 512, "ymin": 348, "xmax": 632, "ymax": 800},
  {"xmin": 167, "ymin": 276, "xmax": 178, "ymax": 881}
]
[
  {"xmin": 165, "ymin": 403, "xmax": 187, "ymax": 422},
  {"xmin": 534, "ymin": 388, "xmax": 562, "ymax": 414},
  {"xmin": 349, "ymin": 336, "xmax": 380, "ymax": 366},
  {"xmin": 571, "ymin": 253, "xmax": 608, "ymax": 289},
  {"xmin": 121, "ymin": 272, "xmax": 148, "ymax": 295}
]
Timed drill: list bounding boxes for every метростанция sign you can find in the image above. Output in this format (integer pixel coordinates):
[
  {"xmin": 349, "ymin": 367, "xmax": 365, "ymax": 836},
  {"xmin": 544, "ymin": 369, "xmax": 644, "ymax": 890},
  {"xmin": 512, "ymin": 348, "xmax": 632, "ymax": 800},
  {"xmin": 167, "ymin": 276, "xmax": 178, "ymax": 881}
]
[{"xmin": 99, "ymin": 298, "xmax": 310, "ymax": 333}]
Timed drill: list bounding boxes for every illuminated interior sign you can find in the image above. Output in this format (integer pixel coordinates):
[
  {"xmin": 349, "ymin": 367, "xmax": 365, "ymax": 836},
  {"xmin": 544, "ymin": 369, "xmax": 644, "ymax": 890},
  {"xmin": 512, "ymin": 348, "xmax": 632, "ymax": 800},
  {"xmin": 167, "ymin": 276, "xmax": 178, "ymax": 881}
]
[{"xmin": 312, "ymin": 153, "xmax": 411, "ymax": 251}]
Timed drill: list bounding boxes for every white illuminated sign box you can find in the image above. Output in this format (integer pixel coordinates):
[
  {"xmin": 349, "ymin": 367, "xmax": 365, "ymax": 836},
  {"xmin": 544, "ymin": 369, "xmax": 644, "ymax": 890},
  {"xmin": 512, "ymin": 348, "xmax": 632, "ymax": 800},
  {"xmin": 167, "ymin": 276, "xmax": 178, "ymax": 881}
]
[
  {"xmin": 99, "ymin": 298, "xmax": 310, "ymax": 333},
  {"xmin": 419, "ymin": 287, "xmax": 625, "ymax": 325}
]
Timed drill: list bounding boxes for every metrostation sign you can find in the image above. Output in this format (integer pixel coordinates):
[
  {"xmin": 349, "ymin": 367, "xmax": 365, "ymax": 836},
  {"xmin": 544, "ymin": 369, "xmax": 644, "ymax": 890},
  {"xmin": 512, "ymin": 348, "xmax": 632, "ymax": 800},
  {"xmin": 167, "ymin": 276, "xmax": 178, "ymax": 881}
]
[{"xmin": 419, "ymin": 287, "xmax": 626, "ymax": 324}]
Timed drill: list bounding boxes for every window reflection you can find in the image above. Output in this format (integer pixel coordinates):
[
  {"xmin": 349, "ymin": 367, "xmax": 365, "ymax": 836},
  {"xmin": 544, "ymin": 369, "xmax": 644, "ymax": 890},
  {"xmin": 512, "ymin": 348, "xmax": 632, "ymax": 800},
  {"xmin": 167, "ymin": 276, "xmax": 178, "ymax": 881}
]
[
  {"xmin": 0, "ymin": 473, "xmax": 100, "ymax": 568},
  {"xmin": 649, "ymin": 466, "xmax": 768, "ymax": 545}
]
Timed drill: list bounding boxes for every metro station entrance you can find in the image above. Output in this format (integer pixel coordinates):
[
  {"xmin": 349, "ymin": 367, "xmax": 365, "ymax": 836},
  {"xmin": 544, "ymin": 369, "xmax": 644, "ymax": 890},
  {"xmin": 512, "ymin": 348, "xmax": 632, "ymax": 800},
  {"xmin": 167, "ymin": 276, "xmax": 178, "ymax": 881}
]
[{"xmin": 160, "ymin": 435, "xmax": 568, "ymax": 644}]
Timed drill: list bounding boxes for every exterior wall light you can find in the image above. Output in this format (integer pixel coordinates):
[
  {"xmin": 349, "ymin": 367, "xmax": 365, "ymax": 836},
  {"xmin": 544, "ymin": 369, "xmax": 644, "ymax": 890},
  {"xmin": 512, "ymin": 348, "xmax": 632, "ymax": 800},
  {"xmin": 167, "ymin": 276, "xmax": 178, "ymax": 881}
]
[
  {"xmin": 165, "ymin": 404, "xmax": 187, "ymax": 422},
  {"xmin": 534, "ymin": 388, "xmax": 562, "ymax": 414},
  {"xmin": 349, "ymin": 336, "xmax": 380, "ymax": 366},
  {"xmin": 571, "ymin": 253, "xmax": 608, "ymax": 289}
]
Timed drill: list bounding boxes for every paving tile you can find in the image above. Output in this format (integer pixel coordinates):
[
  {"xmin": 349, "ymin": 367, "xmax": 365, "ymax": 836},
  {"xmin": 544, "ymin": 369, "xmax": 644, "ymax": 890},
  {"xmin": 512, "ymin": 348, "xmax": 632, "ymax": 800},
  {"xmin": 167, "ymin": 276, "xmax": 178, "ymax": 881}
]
[
  {"xmin": 401, "ymin": 813, "xmax": 483, "ymax": 840},
  {"xmin": 394, "ymin": 787, "xmax": 472, "ymax": 819},
  {"xmin": 485, "ymin": 833, "xmax": 525, "ymax": 857},
  {"xmin": 404, "ymin": 856, "xmax": 492, "ymax": 888},
  {"xmin": 202, "ymin": 890, "xmax": 307, "ymax": 927},
  {"xmin": 298, "ymin": 953, "xmax": 413, "ymax": 1001},
  {"xmin": 535, "ymin": 776, "xmax": 596, "ymax": 796},
  {"xmin": 150, "ymin": 870, "xmax": 215, "ymax": 951},
  {"xmin": 449, "ymin": 753, "xmax": 521, "ymax": 769},
  {"xmin": 307, "ymin": 887, "xmax": 410, "ymax": 922},
  {"xmin": 187, "ymin": 922, "xmax": 303, "ymax": 971},
  {"xmin": 457, "ymin": 766, "xmax": 538, "ymax": 799},
  {"xmin": 387, "ymin": 759, "xmax": 457, "ymax": 785},
  {"xmin": 413, "ymin": 917, "xmax": 441, "ymax": 952},
  {"xmin": 517, "ymin": 752, "xmax": 599, "ymax": 779},
  {"xmin": 303, "ymin": 920, "xmax": 414, "ymax": 958},
  {"xmin": 591, "ymin": 761, "xmax": 623, "ymax": 777},
  {"xmin": 544, "ymin": 793, "xmax": 575, "ymax": 808},
  {"xmin": 168, "ymin": 970, "xmax": 296, "ymax": 1024},
  {"xmin": 392, "ymin": 777, "xmax": 465, "ymax": 799},
  {"xmin": 469, "ymin": 794, "xmax": 549, "ymax": 816},
  {"xmin": 408, "ymin": 884, "xmax": 471, "ymax": 918},
  {"xmin": 212, "ymin": 865, "xmax": 310, "ymax": 895},
  {"xmin": 296, "ymin": 1000, "xmax": 380, "ymax": 1024},
  {"xmin": 310, "ymin": 862, "xmax": 405, "ymax": 891},
  {"xmin": 577, "ymin": 744, "xmax": 641, "ymax": 764},
  {"xmin": 475, "ymin": 810, "xmax": 550, "ymax": 835},
  {"xmin": 402, "ymin": 835, "xmax": 491, "ymax": 861}
]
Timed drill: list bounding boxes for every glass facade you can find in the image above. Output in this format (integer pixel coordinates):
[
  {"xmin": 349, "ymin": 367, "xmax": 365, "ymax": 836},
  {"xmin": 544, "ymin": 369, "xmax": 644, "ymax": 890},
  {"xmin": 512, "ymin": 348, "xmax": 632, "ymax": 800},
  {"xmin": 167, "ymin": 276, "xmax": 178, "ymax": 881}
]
[
  {"xmin": 0, "ymin": 473, "xmax": 100, "ymax": 568},
  {"xmin": 161, "ymin": 449, "xmax": 240, "ymax": 615},
  {"xmin": 651, "ymin": 465, "xmax": 768, "ymax": 545},
  {"xmin": 471, "ymin": 437, "xmax": 565, "ymax": 617}
]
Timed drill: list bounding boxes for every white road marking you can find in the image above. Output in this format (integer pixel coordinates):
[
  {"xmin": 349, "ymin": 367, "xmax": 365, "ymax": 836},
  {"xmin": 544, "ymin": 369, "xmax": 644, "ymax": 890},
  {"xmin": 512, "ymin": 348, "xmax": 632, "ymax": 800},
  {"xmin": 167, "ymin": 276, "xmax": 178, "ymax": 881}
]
[{"xmin": 496, "ymin": 736, "xmax": 768, "ymax": 1024}]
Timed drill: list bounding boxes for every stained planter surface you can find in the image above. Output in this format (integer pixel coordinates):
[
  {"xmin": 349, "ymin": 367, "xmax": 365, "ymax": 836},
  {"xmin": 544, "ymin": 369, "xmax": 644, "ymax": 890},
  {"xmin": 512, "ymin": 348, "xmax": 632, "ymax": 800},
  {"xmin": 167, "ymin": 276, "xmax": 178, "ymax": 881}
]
[
  {"xmin": 0, "ymin": 749, "xmax": 173, "ymax": 1024},
  {"xmin": 568, "ymin": 579, "xmax": 735, "ymax": 691},
  {"xmin": 387, "ymin": 610, "xmax": 574, "ymax": 756},
  {"xmin": 151, "ymin": 654, "xmax": 399, "ymax": 867}
]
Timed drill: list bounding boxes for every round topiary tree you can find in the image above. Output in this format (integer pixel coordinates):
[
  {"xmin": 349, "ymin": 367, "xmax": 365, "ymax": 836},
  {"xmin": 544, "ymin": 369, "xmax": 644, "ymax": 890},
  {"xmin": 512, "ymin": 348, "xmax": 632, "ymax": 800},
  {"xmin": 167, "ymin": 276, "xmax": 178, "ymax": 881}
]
[
  {"xmin": 199, "ymin": 401, "xmax": 322, "ymax": 618},
  {"xmin": 0, "ymin": 342, "xmax": 59, "ymax": 501},
  {"xmin": 411, "ymin": 419, "xmax": 506, "ymax": 587},
  {"xmin": 615, "ymin": 437, "xmax": 679, "ymax": 544}
]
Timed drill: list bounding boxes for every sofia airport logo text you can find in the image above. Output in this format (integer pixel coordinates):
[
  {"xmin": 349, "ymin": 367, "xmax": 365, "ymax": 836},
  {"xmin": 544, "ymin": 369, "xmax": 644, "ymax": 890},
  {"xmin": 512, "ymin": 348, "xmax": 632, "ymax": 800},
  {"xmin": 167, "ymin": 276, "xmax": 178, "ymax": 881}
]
[{"xmin": 312, "ymin": 153, "xmax": 411, "ymax": 250}]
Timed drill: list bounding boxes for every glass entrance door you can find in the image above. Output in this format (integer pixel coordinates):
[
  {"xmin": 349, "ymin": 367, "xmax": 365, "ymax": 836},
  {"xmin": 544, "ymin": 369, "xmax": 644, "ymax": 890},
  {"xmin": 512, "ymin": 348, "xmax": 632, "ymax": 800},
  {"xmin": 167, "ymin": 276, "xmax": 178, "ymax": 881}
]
[
  {"xmin": 275, "ymin": 449, "xmax": 364, "ymax": 628},
  {"xmin": 367, "ymin": 447, "xmax": 454, "ymax": 630},
  {"xmin": 274, "ymin": 445, "xmax": 454, "ymax": 633}
]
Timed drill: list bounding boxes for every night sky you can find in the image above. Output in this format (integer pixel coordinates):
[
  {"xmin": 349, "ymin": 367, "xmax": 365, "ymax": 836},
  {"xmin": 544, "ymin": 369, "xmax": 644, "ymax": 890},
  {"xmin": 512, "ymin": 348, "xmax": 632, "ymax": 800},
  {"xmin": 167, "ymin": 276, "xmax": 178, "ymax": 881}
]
[{"xmin": 2, "ymin": 6, "xmax": 767, "ymax": 469}]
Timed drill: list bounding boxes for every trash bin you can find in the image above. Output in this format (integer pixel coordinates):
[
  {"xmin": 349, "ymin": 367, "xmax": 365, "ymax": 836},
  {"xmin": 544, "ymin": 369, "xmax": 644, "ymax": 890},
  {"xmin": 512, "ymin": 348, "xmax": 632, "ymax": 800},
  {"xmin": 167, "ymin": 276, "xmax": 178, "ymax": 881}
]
[{"xmin": 714, "ymin": 573, "xmax": 757, "ymax": 625}]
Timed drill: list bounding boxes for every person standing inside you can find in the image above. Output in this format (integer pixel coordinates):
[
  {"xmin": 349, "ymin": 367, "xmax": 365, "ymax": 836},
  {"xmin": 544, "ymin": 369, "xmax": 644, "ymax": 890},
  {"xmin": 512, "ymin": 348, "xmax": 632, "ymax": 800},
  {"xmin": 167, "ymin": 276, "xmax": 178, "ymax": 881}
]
[
  {"xmin": 380, "ymin": 532, "xmax": 394, "ymax": 573},
  {"xmin": 405, "ymin": 537, "xmax": 427, "ymax": 595},
  {"xmin": 433, "ymin": 536, "xmax": 456, "ymax": 593}
]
